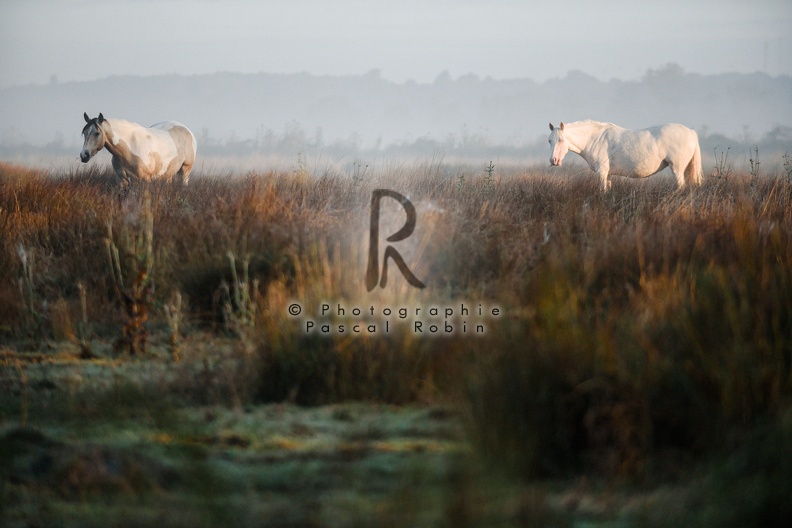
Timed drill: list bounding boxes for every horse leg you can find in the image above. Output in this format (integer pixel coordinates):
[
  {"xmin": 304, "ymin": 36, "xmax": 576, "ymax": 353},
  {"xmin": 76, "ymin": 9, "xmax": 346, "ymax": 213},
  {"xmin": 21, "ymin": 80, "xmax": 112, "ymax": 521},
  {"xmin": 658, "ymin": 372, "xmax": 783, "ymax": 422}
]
[
  {"xmin": 112, "ymin": 159, "xmax": 132, "ymax": 188},
  {"xmin": 684, "ymin": 144, "xmax": 703, "ymax": 187},
  {"xmin": 180, "ymin": 164, "xmax": 192, "ymax": 186},
  {"xmin": 597, "ymin": 169, "xmax": 611, "ymax": 192},
  {"xmin": 589, "ymin": 159, "xmax": 612, "ymax": 192},
  {"xmin": 112, "ymin": 161, "xmax": 132, "ymax": 203},
  {"xmin": 671, "ymin": 164, "xmax": 686, "ymax": 189}
]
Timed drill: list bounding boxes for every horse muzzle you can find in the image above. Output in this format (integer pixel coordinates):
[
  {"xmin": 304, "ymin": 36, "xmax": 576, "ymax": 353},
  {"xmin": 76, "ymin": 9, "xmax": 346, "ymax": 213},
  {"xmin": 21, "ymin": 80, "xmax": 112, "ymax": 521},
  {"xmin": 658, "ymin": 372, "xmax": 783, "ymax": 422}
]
[
  {"xmin": 550, "ymin": 158, "xmax": 562, "ymax": 167},
  {"xmin": 80, "ymin": 151, "xmax": 90, "ymax": 163}
]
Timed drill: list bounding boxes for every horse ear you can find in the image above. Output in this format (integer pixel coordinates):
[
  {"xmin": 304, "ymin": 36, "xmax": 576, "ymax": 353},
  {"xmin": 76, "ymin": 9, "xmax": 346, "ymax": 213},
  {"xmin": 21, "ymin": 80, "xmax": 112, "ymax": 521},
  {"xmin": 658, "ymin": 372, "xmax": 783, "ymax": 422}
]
[
  {"xmin": 549, "ymin": 123, "xmax": 554, "ymax": 131},
  {"xmin": 560, "ymin": 122, "xmax": 565, "ymax": 131},
  {"xmin": 84, "ymin": 112, "xmax": 90, "ymax": 123},
  {"xmin": 98, "ymin": 113, "xmax": 104, "ymax": 123}
]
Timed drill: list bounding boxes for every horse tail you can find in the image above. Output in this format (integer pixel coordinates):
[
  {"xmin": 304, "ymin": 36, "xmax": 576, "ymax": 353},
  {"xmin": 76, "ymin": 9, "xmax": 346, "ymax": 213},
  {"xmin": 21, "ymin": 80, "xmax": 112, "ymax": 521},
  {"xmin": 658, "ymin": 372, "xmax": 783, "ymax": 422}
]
[{"xmin": 685, "ymin": 132, "xmax": 703, "ymax": 186}]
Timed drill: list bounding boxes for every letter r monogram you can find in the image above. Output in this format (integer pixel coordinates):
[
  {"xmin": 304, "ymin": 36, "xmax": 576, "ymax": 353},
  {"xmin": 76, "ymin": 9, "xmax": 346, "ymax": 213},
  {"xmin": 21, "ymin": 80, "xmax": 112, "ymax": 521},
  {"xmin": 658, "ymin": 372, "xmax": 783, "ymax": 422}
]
[{"xmin": 366, "ymin": 189, "xmax": 426, "ymax": 291}]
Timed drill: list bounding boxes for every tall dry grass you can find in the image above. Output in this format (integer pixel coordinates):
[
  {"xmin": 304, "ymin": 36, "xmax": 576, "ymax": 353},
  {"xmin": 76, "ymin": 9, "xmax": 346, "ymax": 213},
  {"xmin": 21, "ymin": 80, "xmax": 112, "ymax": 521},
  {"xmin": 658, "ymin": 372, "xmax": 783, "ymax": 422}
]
[{"xmin": 2, "ymin": 160, "xmax": 791, "ymax": 496}]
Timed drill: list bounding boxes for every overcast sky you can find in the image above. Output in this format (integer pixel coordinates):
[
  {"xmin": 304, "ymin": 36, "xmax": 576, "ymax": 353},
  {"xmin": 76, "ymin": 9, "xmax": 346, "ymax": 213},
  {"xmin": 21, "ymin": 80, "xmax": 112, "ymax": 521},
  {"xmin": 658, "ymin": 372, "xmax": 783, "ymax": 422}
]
[{"xmin": 1, "ymin": 0, "xmax": 791, "ymax": 88}]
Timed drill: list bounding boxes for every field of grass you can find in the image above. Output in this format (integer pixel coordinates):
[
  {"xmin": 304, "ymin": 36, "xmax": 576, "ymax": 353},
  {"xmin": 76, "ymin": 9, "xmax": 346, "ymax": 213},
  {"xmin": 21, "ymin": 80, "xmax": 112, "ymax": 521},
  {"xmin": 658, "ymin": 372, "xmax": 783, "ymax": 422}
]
[{"xmin": 1, "ymin": 158, "xmax": 791, "ymax": 527}]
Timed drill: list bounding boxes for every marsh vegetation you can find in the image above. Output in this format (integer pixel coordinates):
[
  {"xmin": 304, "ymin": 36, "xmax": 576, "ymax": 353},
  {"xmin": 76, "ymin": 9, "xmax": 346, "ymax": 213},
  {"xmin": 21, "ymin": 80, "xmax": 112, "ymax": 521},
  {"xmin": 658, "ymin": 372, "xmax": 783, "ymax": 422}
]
[{"xmin": 1, "ymin": 159, "xmax": 791, "ymax": 527}]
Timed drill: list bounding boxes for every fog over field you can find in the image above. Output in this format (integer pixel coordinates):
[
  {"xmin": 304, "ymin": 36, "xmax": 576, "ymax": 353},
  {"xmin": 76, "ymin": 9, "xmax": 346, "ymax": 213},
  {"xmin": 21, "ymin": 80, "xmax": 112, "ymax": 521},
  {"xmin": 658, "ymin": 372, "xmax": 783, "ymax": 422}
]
[
  {"xmin": 1, "ymin": 69, "xmax": 791, "ymax": 163},
  {"xmin": 1, "ymin": 0, "xmax": 791, "ymax": 164}
]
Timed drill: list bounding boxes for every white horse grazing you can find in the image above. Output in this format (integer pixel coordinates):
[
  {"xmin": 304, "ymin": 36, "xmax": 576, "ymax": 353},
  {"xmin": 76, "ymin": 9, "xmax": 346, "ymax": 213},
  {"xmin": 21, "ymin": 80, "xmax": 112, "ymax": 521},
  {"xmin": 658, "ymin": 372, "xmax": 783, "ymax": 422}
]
[
  {"xmin": 80, "ymin": 113, "xmax": 197, "ymax": 186},
  {"xmin": 548, "ymin": 120, "xmax": 702, "ymax": 192}
]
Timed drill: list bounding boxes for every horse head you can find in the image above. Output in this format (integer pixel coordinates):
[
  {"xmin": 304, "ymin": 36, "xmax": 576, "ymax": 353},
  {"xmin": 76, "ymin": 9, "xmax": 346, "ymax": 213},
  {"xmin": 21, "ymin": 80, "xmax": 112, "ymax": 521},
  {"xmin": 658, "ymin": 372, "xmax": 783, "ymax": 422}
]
[
  {"xmin": 548, "ymin": 122, "xmax": 568, "ymax": 167},
  {"xmin": 80, "ymin": 112, "xmax": 106, "ymax": 163}
]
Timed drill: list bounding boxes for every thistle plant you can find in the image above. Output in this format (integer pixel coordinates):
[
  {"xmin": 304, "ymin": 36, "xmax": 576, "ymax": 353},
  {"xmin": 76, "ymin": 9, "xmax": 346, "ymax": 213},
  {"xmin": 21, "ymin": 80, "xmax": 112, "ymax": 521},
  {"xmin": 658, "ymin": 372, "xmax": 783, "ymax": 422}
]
[
  {"xmin": 294, "ymin": 152, "xmax": 310, "ymax": 178},
  {"xmin": 484, "ymin": 161, "xmax": 495, "ymax": 196},
  {"xmin": 352, "ymin": 159, "xmax": 368, "ymax": 187},
  {"xmin": 164, "ymin": 290, "xmax": 183, "ymax": 361},
  {"xmin": 748, "ymin": 146, "xmax": 761, "ymax": 196},
  {"xmin": 713, "ymin": 146, "xmax": 732, "ymax": 179},
  {"xmin": 749, "ymin": 145, "xmax": 760, "ymax": 179},
  {"xmin": 220, "ymin": 251, "xmax": 258, "ymax": 337},
  {"xmin": 17, "ymin": 244, "xmax": 37, "ymax": 320},
  {"xmin": 76, "ymin": 281, "xmax": 94, "ymax": 358},
  {"xmin": 105, "ymin": 191, "xmax": 155, "ymax": 355}
]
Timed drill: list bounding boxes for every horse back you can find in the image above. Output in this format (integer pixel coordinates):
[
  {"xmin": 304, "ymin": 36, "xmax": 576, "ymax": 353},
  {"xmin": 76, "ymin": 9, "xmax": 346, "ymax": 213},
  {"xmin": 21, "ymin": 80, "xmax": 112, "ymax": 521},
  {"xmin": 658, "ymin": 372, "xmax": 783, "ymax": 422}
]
[
  {"xmin": 608, "ymin": 123, "xmax": 696, "ymax": 154},
  {"xmin": 652, "ymin": 123, "xmax": 696, "ymax": 139},
  {"xmin": 151, "ymin": 121, "xmax": 197, "ymax": 164}
]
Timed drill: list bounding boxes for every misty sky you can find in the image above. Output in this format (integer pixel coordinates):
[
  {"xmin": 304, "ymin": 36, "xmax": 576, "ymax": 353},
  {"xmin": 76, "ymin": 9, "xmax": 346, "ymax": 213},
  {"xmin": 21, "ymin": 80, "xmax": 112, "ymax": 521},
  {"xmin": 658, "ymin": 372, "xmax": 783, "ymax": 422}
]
[{"xmin": 1, "ymin": 0, "xmax": 791, "ymax": 88}]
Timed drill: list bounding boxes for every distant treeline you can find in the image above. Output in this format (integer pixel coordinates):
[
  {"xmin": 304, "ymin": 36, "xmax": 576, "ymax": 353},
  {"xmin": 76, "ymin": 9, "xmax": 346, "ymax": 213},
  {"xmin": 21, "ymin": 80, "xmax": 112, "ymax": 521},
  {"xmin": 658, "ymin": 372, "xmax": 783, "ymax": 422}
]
[{"xmin": 1, "ymin": 65, "xmax": 791, "ymax": 159}]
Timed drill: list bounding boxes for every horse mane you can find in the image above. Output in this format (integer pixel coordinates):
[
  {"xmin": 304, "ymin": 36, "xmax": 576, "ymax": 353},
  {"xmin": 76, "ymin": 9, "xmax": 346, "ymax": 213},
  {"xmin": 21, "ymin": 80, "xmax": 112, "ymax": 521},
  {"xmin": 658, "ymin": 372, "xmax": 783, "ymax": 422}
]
[{"xmin": 567, "ymin": 119, "xmax": 618, "ymax": 129}]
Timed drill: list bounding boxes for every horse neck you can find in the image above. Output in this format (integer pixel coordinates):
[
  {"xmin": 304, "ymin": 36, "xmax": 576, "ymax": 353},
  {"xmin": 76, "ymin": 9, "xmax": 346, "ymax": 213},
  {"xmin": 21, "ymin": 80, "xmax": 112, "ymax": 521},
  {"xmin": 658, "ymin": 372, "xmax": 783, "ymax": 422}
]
[
  {"xmin": 100, "ymin": 119, "xmax": 133, "ymax": 156},
  {"xmin": 564, "ymin": 122, "xmax": 602, "ymax": 154}
]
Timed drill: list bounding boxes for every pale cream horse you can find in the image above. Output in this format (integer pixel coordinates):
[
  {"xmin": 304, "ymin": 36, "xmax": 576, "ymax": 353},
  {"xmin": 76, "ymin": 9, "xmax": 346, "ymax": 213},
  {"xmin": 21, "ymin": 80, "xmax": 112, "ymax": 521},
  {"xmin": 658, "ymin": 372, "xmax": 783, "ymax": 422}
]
[
  {"xmin": 80, "ymin": 113, "xmax": 197, "ymax": 186},
  {"xmin": 548, "ymin": 120, "xmax": 702, "ymax": 192}
]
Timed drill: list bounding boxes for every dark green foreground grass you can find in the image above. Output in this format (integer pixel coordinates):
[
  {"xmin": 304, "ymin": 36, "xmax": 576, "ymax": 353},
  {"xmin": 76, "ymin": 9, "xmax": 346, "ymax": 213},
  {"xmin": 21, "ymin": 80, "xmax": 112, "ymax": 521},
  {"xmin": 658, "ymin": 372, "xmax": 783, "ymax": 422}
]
[{"xmin": 1, "ymin": 161, "xmax": 792, "ymax": 526}]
